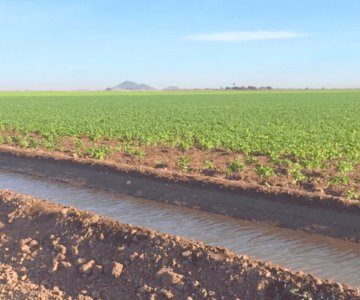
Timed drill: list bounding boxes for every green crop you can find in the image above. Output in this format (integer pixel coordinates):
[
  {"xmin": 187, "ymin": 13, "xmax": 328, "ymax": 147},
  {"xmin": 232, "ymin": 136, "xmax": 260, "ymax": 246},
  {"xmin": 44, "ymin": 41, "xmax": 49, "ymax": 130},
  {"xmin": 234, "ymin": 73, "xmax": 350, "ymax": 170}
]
[
  {"xmin": 1, "ymin": 90, "xmax": 360, "ymax": 198},
  {"xmin": 257, "ymin": 165, "xmax": 275, "ymax": 179},
  {"xmin": 347, "ymin": 188, "xmax": 359, "ymax": 200},
  {"xmin": 337, "ymin": 160, "xmax": 354, "ymax": 173},
  {"xmin": 86, "ymin": 146, "xmax": 112, "ymax": 160},
  {"xmin": 176, "ymin": 156, "xmax": 192, "ymax": 172},
  {"xmin": 0, "ymin": 90, "xmax": 360, "ymax": 161},
  {"xmin": 203, "ymin": 159, "xmax": 215, "ymax": 170},
  {"xmin": 124, "ymin": 145, "xmax": 145, "ymax": 158},
  {"xmin": 226, "ymin": 158, "xmax": 244, "ymax": 173},
  {"xmin": 330, "ymin": 175, "xmax": 350, "ymax": 185}
]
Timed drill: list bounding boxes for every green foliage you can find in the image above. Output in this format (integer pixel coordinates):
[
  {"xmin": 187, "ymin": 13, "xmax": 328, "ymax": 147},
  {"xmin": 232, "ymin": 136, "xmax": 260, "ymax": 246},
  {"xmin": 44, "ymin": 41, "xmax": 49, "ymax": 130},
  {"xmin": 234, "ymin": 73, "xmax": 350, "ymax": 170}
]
[
  {"xmin": 290, "ymin": 163, "xmax": 306, "ymax": 183},
  {"xmin": 0, "ymin": 91, "xmax": 359, "ymax": 162},
  {"xmin": 124, "ymin": 145, "xmax": 145, "ymax": 158},
  {"xmin": 303, "ymin": 159, "xmax": 321, "ymax": 170},
  {"xmin": 226, "ymin": 158, "xmax": 244, "ymax": 173},
  {"xmin": 245, "ymin": 155, "xmax": 257, "ymax": 164},
  {"xmin": 337, "ymin": 160, "xmax": 354, "ymax": 173},
  {"xmin": 203, "ymin": 159, "xmax": 215, "ymax": 170},
  {"xmin": 73, "ymin": 138, "xmax": 84, "ymax": 149},
  {"xmin": 86, "ymin": 146, "xmax": 112, "ymax": 160},
  {"xmin": 1, "ymin": 90, "xmax": 360, "ymax": 192},
  {"xmin": 176, "ymin": 156, "xmax": 191, "ymax": 172},
  {"xmin": 347, "ymin": 188, "xmax": 359, "ymax": 200},
  {"xmin": 28, "ymin": 137, "xmax": 38, "ymax": 149},
  {"xmin": 257, "ymin": 165, "xmax": 274, "ymax": 178},
  {"xmin": 330, "ymin": 175, "xmax": 350, "ymax": 185}
]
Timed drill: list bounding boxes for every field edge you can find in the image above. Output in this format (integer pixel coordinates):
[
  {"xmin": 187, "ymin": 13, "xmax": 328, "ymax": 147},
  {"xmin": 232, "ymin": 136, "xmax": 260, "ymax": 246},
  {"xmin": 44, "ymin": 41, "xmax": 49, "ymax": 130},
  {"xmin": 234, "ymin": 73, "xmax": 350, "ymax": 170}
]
[{"xmin": 1, "ymin": 145, "xmax": 360, "ymax": 244}]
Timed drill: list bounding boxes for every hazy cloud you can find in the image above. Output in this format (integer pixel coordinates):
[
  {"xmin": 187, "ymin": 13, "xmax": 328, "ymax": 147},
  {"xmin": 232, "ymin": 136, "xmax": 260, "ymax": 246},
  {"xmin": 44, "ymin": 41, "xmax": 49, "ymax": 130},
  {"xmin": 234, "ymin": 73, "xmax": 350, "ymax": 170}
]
[{"xmin": 184, "ymin": 31, "xmax": 303, "ymax": 42}]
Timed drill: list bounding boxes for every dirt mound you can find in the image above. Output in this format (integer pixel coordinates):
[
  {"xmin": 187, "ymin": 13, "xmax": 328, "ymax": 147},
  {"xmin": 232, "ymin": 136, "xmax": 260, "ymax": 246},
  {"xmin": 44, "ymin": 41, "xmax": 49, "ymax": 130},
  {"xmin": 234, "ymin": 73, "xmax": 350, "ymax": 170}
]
[{"xmin": 0, "ymin": 189, "xmax": 359, "ymax": 300}]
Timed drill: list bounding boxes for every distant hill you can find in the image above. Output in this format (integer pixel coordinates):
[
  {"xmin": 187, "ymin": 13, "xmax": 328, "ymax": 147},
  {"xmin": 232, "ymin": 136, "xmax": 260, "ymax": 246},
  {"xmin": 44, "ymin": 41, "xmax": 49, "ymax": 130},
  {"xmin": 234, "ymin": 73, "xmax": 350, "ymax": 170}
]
[
  {"xmin": 163, "ymin": 86, "xmax": 181, "ymax": 91},
  {"xmin": 109, "ymin": 81, "xmax": 156, "ymax": 91}
]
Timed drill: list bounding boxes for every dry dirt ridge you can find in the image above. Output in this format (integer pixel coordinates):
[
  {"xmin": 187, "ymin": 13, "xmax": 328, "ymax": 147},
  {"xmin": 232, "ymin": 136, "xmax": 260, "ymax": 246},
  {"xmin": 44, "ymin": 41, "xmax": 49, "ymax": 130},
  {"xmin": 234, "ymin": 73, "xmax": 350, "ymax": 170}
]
[{"xmin": 0, "ymin": 190, "xmax": 359, "ymax": 300}]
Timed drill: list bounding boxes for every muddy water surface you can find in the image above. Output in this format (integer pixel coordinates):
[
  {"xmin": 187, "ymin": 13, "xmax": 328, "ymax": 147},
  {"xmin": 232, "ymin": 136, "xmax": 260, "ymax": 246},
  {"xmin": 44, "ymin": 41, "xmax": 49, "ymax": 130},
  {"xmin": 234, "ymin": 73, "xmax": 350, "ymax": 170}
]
[{"xmin": 1, "ymin": 170, "xmax": 360, "ymax": 287}]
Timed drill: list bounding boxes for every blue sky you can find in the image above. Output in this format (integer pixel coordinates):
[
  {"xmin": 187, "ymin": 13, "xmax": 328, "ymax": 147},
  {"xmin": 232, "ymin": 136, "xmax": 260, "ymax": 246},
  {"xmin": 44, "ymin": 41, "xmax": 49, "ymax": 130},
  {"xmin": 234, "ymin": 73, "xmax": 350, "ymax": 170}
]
[{"xmin": 1, "ymin": 0, "xmax": 360, "ymax": 90}]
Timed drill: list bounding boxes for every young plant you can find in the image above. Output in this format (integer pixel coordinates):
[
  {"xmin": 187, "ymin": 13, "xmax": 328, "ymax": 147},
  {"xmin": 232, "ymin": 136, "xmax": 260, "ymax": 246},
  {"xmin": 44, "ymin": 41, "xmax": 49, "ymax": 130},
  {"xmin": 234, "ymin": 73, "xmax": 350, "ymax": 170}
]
[
  {"xmin": 245, "ymin": 155, "xmax": 257, "ymax": 164},
  {"xmin": 86, "ymin": 146, "xmax": 112, "ymax": 160},
  {"xmin": 257, "ymin": 165, "xmax": 274, "ymax": 179},
  {"xmin": 176, "ymin": 155, "xmax": 192, "ymax": 172},
  {"xmin": 73, "ymin": 138, "xmax": 84, "ymax": 149},
  {"xmin": 28, "ymin": 137, "xmax": 38, "ymax": 149},
  {"xmin": 203, "ymin": 159, "xmax": 215, "ymax": 170},
  {"xmin": 329, "ymin": 175, "xmax": 350, "ymax": 185},
  {"xmin": 303, "ymin": 159, "xmax": 321, "ymax": 170},
  {"xmin": 40, "ymin": 138, "xmax": 56, "ymax": 150},
  {"xmin": 124, "ymin": 145, "xmax": 145, "ymax": 158},
  {"xmin": 226, "ymin": 158, "xmax": 244, "ymax": 173},
  {"xmin": 290, "ymin": 163, "xmax": 306, "ymax": 183},
  {"xmin": 178, "ymin": 141, "xmax": 192, "ymax": 151},
  {"xmin": 203, "ymin": 159, "xmax": 216, "ymax": 175},
  {"xmin": 337, "ymin": 161, "xmax": 354, "ymax": 173},
  {"xmin": 347, "ymin": 188, "xmax": 359, "ymax": 200},
  {"xmin": 19, "ymin": 138, "xmax": 29, "ymax": 149},
  {"xmin": 89, "ymin": 133, "xmax": 102, "ymax": 142}
]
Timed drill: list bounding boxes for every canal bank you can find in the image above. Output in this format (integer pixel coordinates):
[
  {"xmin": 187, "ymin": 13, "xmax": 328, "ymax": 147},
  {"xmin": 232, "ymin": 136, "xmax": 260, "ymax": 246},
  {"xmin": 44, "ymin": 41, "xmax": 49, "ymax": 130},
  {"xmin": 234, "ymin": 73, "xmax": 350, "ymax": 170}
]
[
  {"xmin": 1, "ymin": 190, "xmax": 359, "ymax": 300},
  {"xmin": 0, "ymin": 148, "xmax": 360, "ymax": 243}
]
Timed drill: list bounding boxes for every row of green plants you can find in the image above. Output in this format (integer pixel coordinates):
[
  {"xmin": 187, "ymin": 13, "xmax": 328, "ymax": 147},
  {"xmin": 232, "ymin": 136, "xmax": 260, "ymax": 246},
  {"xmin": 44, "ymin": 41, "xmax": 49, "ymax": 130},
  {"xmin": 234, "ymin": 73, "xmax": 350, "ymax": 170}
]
[
  {"xmin": 1, "ymin": 91, "xmax": 360, "ymax": 162},
  {"xmin": 1, "ymin": 133, "xmax": 359, "ymax": 199},
  {"xmin": 1, "ymin": 90, "xmax": 360, "ymax": 199}
]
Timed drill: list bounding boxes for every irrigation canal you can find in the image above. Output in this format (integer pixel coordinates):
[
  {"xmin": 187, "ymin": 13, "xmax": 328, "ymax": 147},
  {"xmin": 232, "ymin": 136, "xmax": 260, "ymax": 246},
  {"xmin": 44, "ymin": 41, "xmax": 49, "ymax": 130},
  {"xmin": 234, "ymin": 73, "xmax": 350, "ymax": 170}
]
[{"xmin": 1, "ymin": 169, "xmax": 360, "ymax": 288}]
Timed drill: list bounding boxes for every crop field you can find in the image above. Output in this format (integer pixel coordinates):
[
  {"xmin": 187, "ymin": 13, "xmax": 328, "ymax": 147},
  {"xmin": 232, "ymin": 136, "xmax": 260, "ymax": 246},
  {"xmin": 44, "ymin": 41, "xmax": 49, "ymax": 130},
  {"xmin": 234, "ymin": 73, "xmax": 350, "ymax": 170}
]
[{"xmin": 0, "ymin": 90, "xmax": 360, "ymax": 199}]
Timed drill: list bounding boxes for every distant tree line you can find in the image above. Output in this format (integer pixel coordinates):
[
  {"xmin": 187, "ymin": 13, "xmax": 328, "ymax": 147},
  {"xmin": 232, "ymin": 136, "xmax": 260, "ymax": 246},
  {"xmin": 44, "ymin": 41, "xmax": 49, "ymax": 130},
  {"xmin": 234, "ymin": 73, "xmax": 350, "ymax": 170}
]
[{"xmin": 225, "ymin": 85, "xmax": 272, "ymax": 91}]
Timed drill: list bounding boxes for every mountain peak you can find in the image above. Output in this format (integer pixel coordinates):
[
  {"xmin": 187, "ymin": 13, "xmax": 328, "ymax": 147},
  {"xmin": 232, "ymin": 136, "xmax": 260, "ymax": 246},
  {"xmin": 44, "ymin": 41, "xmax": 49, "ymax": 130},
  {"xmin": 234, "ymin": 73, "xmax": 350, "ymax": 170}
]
[{"xmin": 109, "ymin": 81, "xmax": 155, "ymax": 91}]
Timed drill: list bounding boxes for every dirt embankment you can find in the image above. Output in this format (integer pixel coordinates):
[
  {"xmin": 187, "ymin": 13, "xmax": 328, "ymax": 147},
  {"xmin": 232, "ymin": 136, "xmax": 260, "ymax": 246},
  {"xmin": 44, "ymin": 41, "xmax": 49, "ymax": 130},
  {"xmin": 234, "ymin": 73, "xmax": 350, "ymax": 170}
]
[
  {"xmin": 0, "ymin": 190, "xmax": 359, "ymax": 300},
  {"xmin": 1, "ymin": 131, "xmax": 360, "ymax": 202},
  {"xmin": 1, "ymin": 149, "xmax": 360, "ymax": 243},
  {"xmin": 1, "ymin": 145, "xmax": 360, "ymax": 213}
]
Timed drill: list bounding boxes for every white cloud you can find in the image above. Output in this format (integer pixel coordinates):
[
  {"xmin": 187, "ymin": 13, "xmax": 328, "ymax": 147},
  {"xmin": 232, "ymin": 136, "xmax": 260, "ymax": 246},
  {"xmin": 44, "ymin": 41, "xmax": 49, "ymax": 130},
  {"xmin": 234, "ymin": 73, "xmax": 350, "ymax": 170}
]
[{"xmin": 184, "ymin": 31, "xmax": 303, "ymax": 42}]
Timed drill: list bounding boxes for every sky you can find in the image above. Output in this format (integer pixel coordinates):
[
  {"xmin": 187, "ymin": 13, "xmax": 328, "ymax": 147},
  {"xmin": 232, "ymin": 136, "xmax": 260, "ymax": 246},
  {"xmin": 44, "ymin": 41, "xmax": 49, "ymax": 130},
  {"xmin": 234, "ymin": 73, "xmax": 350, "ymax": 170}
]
[{"xmin": 1, "ymin": 0, "xmax": 360, "ymax": 90}]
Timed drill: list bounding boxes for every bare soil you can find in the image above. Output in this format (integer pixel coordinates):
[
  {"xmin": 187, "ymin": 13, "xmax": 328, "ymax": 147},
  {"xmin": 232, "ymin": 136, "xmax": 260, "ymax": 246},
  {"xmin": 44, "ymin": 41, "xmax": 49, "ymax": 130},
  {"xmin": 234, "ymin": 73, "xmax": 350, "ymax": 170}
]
[{"xmin": 0, "ymin": 189, "xmax": 359, "ymax": 300}]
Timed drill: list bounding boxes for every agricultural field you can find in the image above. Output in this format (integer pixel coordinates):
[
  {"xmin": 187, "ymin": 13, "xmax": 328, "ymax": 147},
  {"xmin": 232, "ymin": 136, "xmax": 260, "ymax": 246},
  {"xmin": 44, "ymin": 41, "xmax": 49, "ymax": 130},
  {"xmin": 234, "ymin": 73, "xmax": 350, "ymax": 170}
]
[{"xmin": 0, "ymin": 90, "xmax": 360, "ymax": 200}]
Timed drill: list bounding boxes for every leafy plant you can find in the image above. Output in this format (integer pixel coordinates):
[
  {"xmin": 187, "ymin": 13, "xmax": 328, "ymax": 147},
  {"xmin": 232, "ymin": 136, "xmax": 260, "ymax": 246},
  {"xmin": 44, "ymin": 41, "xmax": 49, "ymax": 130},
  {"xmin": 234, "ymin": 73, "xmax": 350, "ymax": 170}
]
[
  {"xmin": 176, "ymin": 156, "xmax": 191, "ymax": 172},
  {"xmin": 86, "ymin": 146, "xmax": 112, "ymax": 160},
  {"xmin": 337, "ymin": 160, "xmax": 354, "ymax": 173},
  {"xmin": 124, "ymin": 145, "xmax": 145, "ymax": 158},
  {"xmin": 245, "ymin": 155, "xmax": 257, "ymax": 164},
  {"xmin": 226, "ymin": 158, "xmax": 244, "ymax": 173},
  {"xmin": 203, "ymin": 159, "xmax": 215, "ymax": 170},
  {"xmin": 330, "ymin": 175, "xmax": 350, "ymax": 185},
  {"xmin": 347, "ymin": 188, "xmax": 359, "ymax": 200},
  {"xmin": 290, "ymin": 163, "xmax": 306, "ymax": 183},
  {"xmin": 28, "ymin": 137, "xmax": 38, "ymax": 148},
  {"xmin": 257, "ymin": 165, "xmax": 274, "ymax": 178}
]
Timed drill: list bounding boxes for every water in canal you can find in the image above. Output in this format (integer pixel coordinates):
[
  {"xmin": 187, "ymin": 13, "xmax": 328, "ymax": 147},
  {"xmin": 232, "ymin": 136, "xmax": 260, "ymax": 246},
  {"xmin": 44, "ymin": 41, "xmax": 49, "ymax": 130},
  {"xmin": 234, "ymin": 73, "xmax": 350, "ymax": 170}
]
[{"xmin": 1, "ymin": 170, "xmax": 359, "ymax": 287}]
